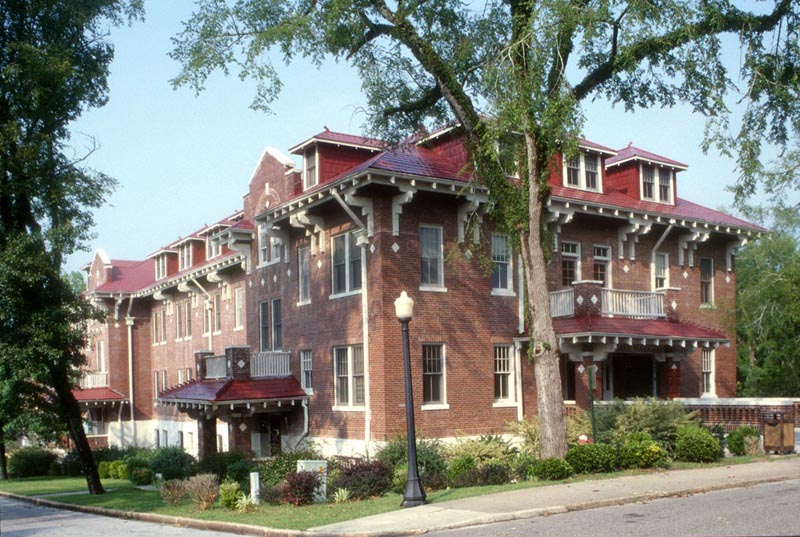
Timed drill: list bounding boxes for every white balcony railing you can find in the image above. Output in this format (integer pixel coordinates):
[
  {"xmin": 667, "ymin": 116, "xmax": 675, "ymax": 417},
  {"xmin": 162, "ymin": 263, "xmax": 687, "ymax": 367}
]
[
  {"xmin": 251, "ymin": 351, "xmax": 291, "ymax": 378},
  {"xmin": 79, "ymin": 372, "xmax": 108, "ymax": 388},
  {"xmin": 550, "ymin": 288, "xmax": 575, "ymax": 317},
  {"xmin": 205, "ymin": 355, "xmax": 227, "ymax": 379},
  {"xmin": 601, "ymin": 288, "xmax": 665, "ymax": 318}
]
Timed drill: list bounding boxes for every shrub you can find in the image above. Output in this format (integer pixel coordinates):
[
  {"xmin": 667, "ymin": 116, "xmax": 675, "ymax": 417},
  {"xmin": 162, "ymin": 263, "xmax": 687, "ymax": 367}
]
[
  {"xmin": 115, "ymin": 462, "xmax": 130, "ymax": 481},
  {"xmin": 446, "ymin": 435, "xmax": 517, "ymax": 468},
  {"xmin": 446, "ymin": 453, "xmax": 478, "ymax": 487},
  {"xmin": 257, "ymin": 446, "xmax": 321, "ymax": 487},
  {"xmin": 565, "ymin": 443, "xmax": 618, "ymax": 474},
  {"xmin": 197, "ymin": 451, "xmax": 250, "ymax": 482},
  {"xmin": 235, "ymin": 493, "xmax": 256, "ymax": 513},
  {"xmin": 477, "ymin": 461, "xmax": 510, "ymax": 486},
  {"xmin": 531, "ymin": 458, "xmax": 573, "ymax": 481},
  {"xmin": 376, "ymin": 437, "xmax": 448, "ymax": 491},
  {"xmin": 609, "ymin": 398, "xmax": 697, "ymax": 454},
  {"xmin": 159, "ymin": 479, "xmax": 187, "ymax": 506},
  {"xmin": 130, "ymin": 467, "xmax": 154, "ymax": 486},
  {"xmin": 512, "ymin": 452, "xmax": 540, "ymax": 481},
  {"xmin": 124, "ymin": 455, "xmax": 150, "ymax": 481},
  {"xmin": 280, "ymin": 471, "xmax": 320, "ymax": 506},
  {"xmin": 8, "ymin": 448, "xmax": 59, "ymax": 478},
  {"xmin": 567, "ymin": 409, "xmax": 594, "ymax": 443},
  {"xmin": 332, "ymin": 487, "xmax": 351, "ymax": 504},
  {"xmin": 57, "ymin": 450, "xmax": 84, "ymax": 477},
  {"xmin": 331, "ymin": 459, "xmax": 392, "ymax": 500},
  {"xmin": 391, "ymin": 463, "xmax": 408, "ymax": 494},
  {"xmin": 149, "ymin": 447, "xmax": 196, "ymax": 481},
  {"xmin": 219, "ymin": 478, "xmax": 242, "ymax": 510},
  {"xmin": 260, "ymin": 484, "xmax": 282, "ymax": 505},
  {"xmin": 727, "ymin": 426, "xmax": 760, "ymax": 456},
  {"xmin": 616, "ymin": 433, "xmax": 669, "ymax": 469},
  {"xmin": 508, "ymin": 417, "xmax": 541, "ymax": 457},
  {"xmin": 108, "ymin": 460, "xmax": 123, "ymax": 479},
  {"xmin": 185, "ymin": 474, "xmax": 219, "ymax": 511},
  {"xmin": 226, "ymin": 459, "xmax": 254, "ymax": 487},
  {"xmin": 98, "ymin": 461, "xmax": 111, "ymax": 479},
  {"xmin": 744, "ymin": 435, "xmax": 762, "ymax": 456},
  {"xmin": 674, "ymin": 425, "xmax": 720, "ymax": 463}
]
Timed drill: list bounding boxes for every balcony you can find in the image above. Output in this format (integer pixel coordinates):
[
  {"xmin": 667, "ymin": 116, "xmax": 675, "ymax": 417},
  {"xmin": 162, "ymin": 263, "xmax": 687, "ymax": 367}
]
[
  {"xmin": 549, "ymin": 286, "xmax": 668, "ymax": 320},
  {"xmin": 79, "ymin": 371, "xmax": 108, "ymax": 388},
  {"xmin": 601, "ymin": 289, "xmax": 665, "ymax": 318},
  {"xmin": 250, "ymin": 351, "xmax": 291, "ymax": 378}
]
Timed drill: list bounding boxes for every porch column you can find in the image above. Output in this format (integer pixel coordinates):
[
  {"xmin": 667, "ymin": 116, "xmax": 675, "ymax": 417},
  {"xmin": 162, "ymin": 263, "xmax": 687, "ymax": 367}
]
[
  {"xmin": 575, "ymin": 358, "xmax": 603, "ymax": 409},
  {"xmin": 198, "ymin": 414, "xmax": 217, "ymax": 459},
  {"xmin": 229, "ymin": 415, "xmax": 254, "ymax": 454}
]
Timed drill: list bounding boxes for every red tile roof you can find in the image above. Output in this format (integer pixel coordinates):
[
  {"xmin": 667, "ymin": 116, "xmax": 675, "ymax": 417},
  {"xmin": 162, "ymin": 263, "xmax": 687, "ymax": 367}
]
[
  {"xmin": 289, "ymin": 130, "xmax": 386, "ymax": 153},
  {"xmin": 158, "ymin": 377, "xmax": 307, "ymax": 404},
  {"xmin": 334, "ymin": 144, "xmax": 473, "ymax": 183},
  {"xmin": 94, "ymin": 259, "xmax": 155, "ymax": 294},
  {"xmin": 606, "ymin": 144, "xmax": 688, "ymax": 169},
  {"xmin": 550, "ymin": 184, "xmax": 764, "ymax": 231},
  {"xmin": 553, "ymin": 316, "xmax": 727, "ymax": 341},
  {"xmin": 579, "ymin": 138, "xmax": 617, "ymax": 155},
  {"xmin": 72, "ymin": 387, "xmax": 128, "ymax": 402}
]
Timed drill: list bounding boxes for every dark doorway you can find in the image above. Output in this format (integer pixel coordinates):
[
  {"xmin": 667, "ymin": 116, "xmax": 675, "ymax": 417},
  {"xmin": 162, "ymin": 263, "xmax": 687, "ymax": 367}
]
[{"xmin": 612, "ymin": 354, "xmax": 655, "ymax": 398}]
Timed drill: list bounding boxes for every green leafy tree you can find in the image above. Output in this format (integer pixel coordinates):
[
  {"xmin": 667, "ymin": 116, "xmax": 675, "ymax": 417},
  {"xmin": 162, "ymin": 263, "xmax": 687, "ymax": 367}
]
[
  {"xmin": 172, "ymin": 0, "xmax": 799, "ymax": 458},
  {"xmin": 0, "ymin": 1, "xmax": 142, "ymax": 492},
  {"xmin": 735, "ymin": 209, "xmax": 800, "ymax": 396}
]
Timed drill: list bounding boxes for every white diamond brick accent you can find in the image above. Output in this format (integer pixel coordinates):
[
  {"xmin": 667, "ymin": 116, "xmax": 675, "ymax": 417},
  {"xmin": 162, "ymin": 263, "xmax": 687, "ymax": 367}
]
[
  {"xmin": 392, "ymin": 243, "xmax": 400, "ymax": 253},
  {"xmin": 623, "ymin": 264, "xmax": 630, "ymax": 273},
  {"xmin": 239, "ymin": 423, "xmax": 247, "ymax": 432},
  {"xmin": 576, "ymin": 295, "xmax": 584, "ymax": 305},
  {"xmin": 591, "ymin": 295, "xmax": 598, "ymax": 305}
]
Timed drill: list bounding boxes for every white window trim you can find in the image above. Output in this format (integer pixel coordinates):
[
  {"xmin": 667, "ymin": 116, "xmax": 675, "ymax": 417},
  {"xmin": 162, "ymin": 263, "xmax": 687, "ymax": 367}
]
[
  {"xmin": 155, "ymin": 254, "xmax": 167, "ymax": 280},
  {"xmin": 298, "ymin": 246, "xmax": 311, "ymax": 306},
  {"xmin": 332, "ymin": 345, "xmax": 365, "ymax": 411},
  {"xmin": 700, "ymin": 257, "xmax": 714, "ymax": 305},
  {"xmin": 234, "ymin": 287, "xmax": 244, "ymax": 330},
  {"xmin": 303, "ymin": 148, "xmax": 318, "ymax": 190},
  {"xmin": 492, "ymin": 344, "xmax": 516, "ymax": 406},
  {"xmin": 419, "ymin": 224, "xmax": 447, "ymax": 292},
  {"xmin": 179, "ymin": 243, "xmax": 193, "ymax": 271},
  {"xmin": 562, "ymin": 152, "xmax": 603, "ymax": 193},
  {"xmin": 653, "ymin": 251, "xmax": 669, "ymax": 290},
  {"xmin": 212, "ymin": 294, "xmax": 222, "ymax": 335},
  {"xmin": 206, "ymin": 237, "xmax": 221, "ymax": 260},
  {"xmin": 258, "ymin": 300, "xmax": 269, "ymax": 352},
  {"xmin": 640, "ymin": 164, "xmax": 674, "ymax": 204},
  {"xmin": 593, "ymin": 244, "xmax": 612, "ymax": 289},
  {"xmin": 329, "ymin": 232, "xmax": 362, "ymax": 299},
  {"xmin": 491, "ymin": 233, "xmax": 515, "ymax": 296},
  {"xmin": 421, "ymin": 343, "xmax": 449, "ymax": 410},
  {"xmin": 271, "ymin": 298, "xmax": 282, "ymax": 351},
  {"xmin": 701, "ymin": 348, "xmax": 716, "ymax": 397},
  {"xmin": 300, "ymin": 350, "xmax": 313, "ymax": 394},
  {"xmin": 561, "ymin": 240, "xmax": 581, "ymax": 285}
]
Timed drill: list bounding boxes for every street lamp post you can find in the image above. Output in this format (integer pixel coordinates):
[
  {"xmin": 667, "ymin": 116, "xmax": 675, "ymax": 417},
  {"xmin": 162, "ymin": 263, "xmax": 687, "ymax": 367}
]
[{"xmin": 394, "ymin": 291, "xmax": 426, "ymax": 507}]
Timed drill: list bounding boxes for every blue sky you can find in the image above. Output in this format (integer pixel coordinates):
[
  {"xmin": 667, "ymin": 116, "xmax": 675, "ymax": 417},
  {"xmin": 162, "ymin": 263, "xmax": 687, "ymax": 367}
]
[{"xmin": 65, "ymin": 1, "xmax": 753, "ymax": 274}]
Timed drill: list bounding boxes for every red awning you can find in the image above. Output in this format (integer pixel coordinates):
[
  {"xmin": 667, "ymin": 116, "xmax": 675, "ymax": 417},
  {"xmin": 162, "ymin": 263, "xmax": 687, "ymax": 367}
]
[
  {"xmin": 72, "ymin": 387, "xmax": 128, "ymax": 404},
  {"xmin": 552, "ymin": 316, "xmax": 728, "ymax": 347},
  {"xmin": 157, "ymin": 377, "xmax": 307, "ymax": 407}
]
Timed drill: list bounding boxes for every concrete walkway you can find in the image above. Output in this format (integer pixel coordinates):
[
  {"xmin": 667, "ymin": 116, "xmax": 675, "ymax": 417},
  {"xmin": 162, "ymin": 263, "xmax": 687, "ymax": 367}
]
[{"xmin": 3, "ymin": 457, "xmax": 800, "ymax": 536}]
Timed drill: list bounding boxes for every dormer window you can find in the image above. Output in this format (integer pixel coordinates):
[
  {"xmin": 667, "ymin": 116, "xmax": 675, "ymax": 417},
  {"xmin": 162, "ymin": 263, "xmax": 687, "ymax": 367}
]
[
  {"xmin": 178, "ymin": 243, "xmax": 192, "ymax": 271},
  {"xmin": 257, "ymin": 223, "xmax": 282, "ymax": 266},
  {"xmin": 641, "ymin": 164, "xmax": 673, "ymax": 204},
  {"xmin": 563, "ymin": 152, "xmax": 601, "ymax": 192},
  {"xmin": 155, "ymin": 254, "xmax": 167, "ymax": 280},
  {"xmin": 206, "ymin": 237, "xmax": 221, "ymax": 260},
  {"xmin": 304, "ymin": 149, "xmax": 317, "ymax": 190}
]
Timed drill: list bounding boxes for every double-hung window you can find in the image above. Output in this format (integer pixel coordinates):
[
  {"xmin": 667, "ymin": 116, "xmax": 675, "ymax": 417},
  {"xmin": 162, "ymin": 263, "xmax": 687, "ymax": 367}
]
[
  {"xmin": 304, "ymin": 149, "xmax": 317, "ymax": 190},
  {"xmin": 206, "ymin": 237, "xmax": 221, "ymax": 260},
  {"xmin": 701, "ymin": 349, "xmax": 715, "ymax": 396},
  {"xmin": 160, "ymin": 308, "xmax": 166, "ymax": 343},
  {"xmin": 700, "ymin": 257, "xmax": 713, "ymax": 304},
  {"xmin": 298, "ymin": 246, "xmax": 310, "ymax": 304},
  {"xmin": 420, "ymin": 225, "xmax": 444, "ymax": 289},
  {"xmin": 155, "ymin": 254, "xmax": 167, "ymax": 280},
  {"xmin": 259, "ymin": 301, "xmax": 269, "ymax": 351},
  {"xmin": 271, "ymin": 298, "xmax": 282, "ymax": 350},
  {"xmin": 332, "ymin": 232, "xmax": 361, "ymax": 296},
  {"xmin": 654, "ymin": 252, "xmax": 669, "ymax": 289},
  {"xmin": 593, "ymin": 245, "xmax": 611, "ymax": 287},
  {"xmin": 491, "ymin": 233, "xmax": 513, "ymax": 293},
  {"xmin": 422, "ymin": 344, "xmax": 446, "ymax": 406},
  {"xmin": 234, "ymin": 287, "xmax": 244, "ymax": 329},
  {"xmin": 642, "ymin": 165, "xmax": 655, "ymax": 200},
  {"xmin": 213, "ymin": 293, "xmax": 222, "ymax": 333},
  {"xmin": 563, "ymin": 153, "xmax": 601, "ymax": 192},
  {"xmin": 300, "ymin": 350, "xmax": 313, "ymax": 392},
  {"xmin": 258, "ymin": 223, "xmax": 269, "ymax": 265},
  {"xmin": 493, "ymin": 345, "xmax": 513, "ymax": 402},
  {"xmin": 561, "ymin": 241, "xmax": 580, "ymax": 286},
  {"xmin": 566, "ymin": 157, "xmax": 580, "ymax": 187},
  {"xmin": 185, "ymin": 301, "xmax": 192, "ymax": 338},
  {"xmin": 658, "ymin": 168, "xmax": 672, "ymax": 203},
  {"xmin": 176, "ymin": 303, "xmax": 184, "ymax": 340},
  {"xmin": 333, "ymin": 345, "xmax": 364, "ymax": 408},
  {"xmin": 178, "ymin": 243, "xmax": 192, "ymax": 271}
]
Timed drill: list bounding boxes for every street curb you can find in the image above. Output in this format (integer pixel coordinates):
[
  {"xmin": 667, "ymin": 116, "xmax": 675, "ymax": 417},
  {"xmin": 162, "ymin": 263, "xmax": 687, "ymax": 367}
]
[{"xmin": 2, "ymin": 469, "xmax": 799, "ymax": 536}]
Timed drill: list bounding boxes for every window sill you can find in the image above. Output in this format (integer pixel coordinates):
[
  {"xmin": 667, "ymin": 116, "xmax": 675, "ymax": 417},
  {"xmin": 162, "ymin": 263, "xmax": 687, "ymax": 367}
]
[
  {"xmin": 699, "ymin": 303, "xmax": 716, "ymax": 310},
  {"xmin": 491, "ymin": 289, "xmax": 515, "ymax": 297},
  {"xmin": 492, "ymin": 401, "xmax": 517, "ymax": 408},
  {"xmin": 233, "ymin": 326, "xmax": 244, "ymax": 332},
  {"xmin": 303, "ymin": 388, "xmax": 314, "ymax": 395},
  {"xmin": 297, "ymin": 300, "xmax": 311, "ymax": 307},
  {"xmin": 213, "ymin": 331, "xmax": 222, "ymax": 336},
  {"xmin": 329, "ymin": 289, "xmax": 362, "ymax": 300},
  {"xmin": 421, "ymin": 403, "xmax": 450, "ymax": 411},
  {"xmin": 700, "ymin": 392, "xmax": 717, "ymax": 399},
  {"xmin": 332, "ymin": 405, "xmax": 365, "ymax": 412},
  {"xmin": 419, "ymin": 286, "xmax": 448, "ymax": 293},
  {"xmin": 256, "ymin": 260, "xmax": 281, "ymax": 270}
]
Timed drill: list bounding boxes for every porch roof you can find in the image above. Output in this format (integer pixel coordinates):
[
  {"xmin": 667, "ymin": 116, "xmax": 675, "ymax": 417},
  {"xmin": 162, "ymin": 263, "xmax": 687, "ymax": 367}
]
[
  {"xmin": 157, "ymin": 377, "xmax": 307, "ymax": 407},
  {"xmin": 72, "ymin": 387, "xmax": 128, "ymax": 404},
  {"xmin": 553, "ymin": 316, "xmax": 729, "ymax": 348}
]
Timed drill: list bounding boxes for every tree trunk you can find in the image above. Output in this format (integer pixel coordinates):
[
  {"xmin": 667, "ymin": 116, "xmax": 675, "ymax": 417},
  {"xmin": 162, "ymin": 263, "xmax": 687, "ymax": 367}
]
[
  {"xmin": 0, "ymin": 421, "xmax": 7, "ymax": 480},
  {"xmin": 54, "ymin": 384, "xmax": 104, "ymax": 494},
  {"xmin": 519, "ymin": 133, "xmax": 568, "ymax": 459}
]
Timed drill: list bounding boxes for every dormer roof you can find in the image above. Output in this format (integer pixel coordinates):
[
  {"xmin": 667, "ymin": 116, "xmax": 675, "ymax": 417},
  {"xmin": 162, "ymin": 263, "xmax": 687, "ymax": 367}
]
[
  {"xmin": 288, "ymin": 129, "xmax": 385, "ymax": 154},
  {"xmin": 578, "ymin": 138, "xmax": 617, "ymax": 156},
  {"xmin": 606, "ymin": 144, "xmax": 688, "ymax": 170}
]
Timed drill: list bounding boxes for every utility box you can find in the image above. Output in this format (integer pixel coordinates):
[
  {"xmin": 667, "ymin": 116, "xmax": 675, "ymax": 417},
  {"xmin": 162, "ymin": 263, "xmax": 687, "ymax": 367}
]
[
  {"xmin": 764, "ymin": 413, "xmax": 795, "ymax": 454},
  {"xmin": 297, "ymin": 460, "xmax": 327, "ymax": 503}
]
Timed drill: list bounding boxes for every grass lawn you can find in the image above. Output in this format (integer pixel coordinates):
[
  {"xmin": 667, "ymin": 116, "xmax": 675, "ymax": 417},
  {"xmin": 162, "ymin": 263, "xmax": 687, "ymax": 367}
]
[{"xmin": 0, "ymin": 455, "xmax": 769, "ymax": 531}]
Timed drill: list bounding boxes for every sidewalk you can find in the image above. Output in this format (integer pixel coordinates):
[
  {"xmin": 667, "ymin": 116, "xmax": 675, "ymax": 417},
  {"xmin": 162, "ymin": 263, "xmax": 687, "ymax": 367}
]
[{"xmin": 307, "ymin": 457, "xmax": 800, "ymax": 536}]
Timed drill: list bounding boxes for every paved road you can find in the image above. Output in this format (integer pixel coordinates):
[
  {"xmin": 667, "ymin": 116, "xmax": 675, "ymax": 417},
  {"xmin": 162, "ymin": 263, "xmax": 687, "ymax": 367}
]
[
  {"xmin": 427, "ymin": 479, "xmax": 800, "ymax": 537},
  {"xmin": 0, "ymin": 497, "xmax": 236, "ymax": 537}
]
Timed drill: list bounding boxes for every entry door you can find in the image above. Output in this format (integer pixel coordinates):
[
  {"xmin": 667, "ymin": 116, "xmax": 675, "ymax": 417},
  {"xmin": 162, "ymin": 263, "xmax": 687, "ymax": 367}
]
[
  {"xmin": 612, "ymin": 354, "xmax": 655, "ymax": 399},
  {"xmin": 251, "ymin": 415, "xmax": 272, "ymax": 459},
  {"xmin": 268, "ymin": 416, "xmax": 282, "ymax": 456}
]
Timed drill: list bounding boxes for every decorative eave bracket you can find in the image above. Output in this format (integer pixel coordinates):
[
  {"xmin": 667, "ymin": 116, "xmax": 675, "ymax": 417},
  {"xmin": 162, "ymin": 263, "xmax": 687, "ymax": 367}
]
[
  {"xmin": 726, "ymin": 238, "xmax": 747, "ymax": 272},
  {"xmin": 457, "ymin": 191, "xmax": 490, "ymax": 244},
  {"xmin": 545, "ymin": 206, "xmax": 575, "ymax": 251},
  {"xmin": 617, "ymin": 219, "xmax": 652, "ymax": 260},
  {"xmin": 677, "ymin": 230, "xmax": 710, "ymax": 267},
  {"xmin": 392, "ymin": 184, "xmax": 416, "ymax": 236},
  {"xmin": 288, "ymin": 211, "xmax": 322, "ymax": 257}
]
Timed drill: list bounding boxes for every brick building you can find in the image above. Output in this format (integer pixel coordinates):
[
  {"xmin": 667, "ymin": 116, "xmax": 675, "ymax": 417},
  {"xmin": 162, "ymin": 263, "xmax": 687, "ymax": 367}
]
[{"xmin": 77, "ymin": 126, "xmax": 762, "ymax": 457}]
